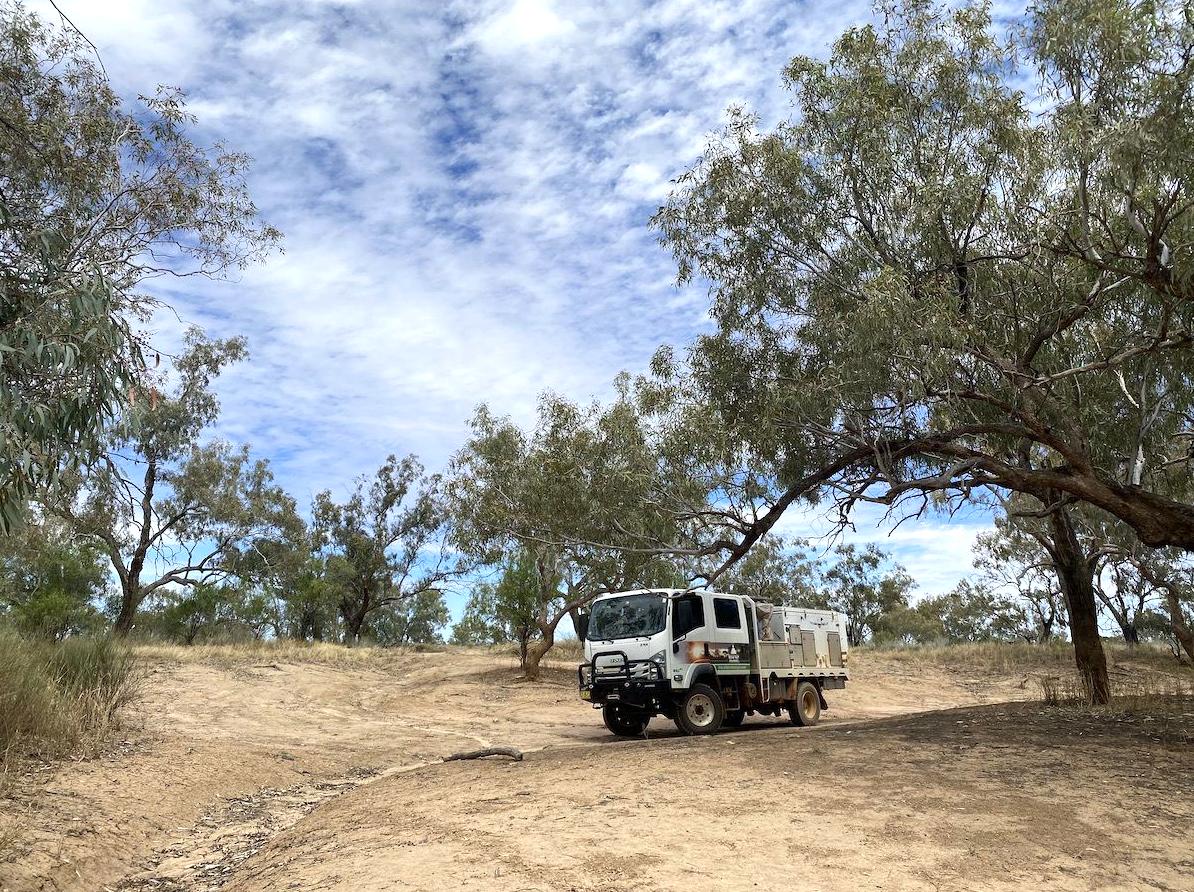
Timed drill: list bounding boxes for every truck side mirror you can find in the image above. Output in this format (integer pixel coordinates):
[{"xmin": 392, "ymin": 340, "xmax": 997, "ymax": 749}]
[
  {"xmin": 672, "ymin": 629, "xmax": 688, "ymax": 652},
  {"xmin": 574, "ymin": 612, "xmax": 589, "ymax": 641}
]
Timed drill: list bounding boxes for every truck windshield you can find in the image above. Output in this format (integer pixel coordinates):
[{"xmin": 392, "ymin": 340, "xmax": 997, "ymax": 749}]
[{"xmin": 586, "ymin": 594, "xmax": 666, "ymax": 640}]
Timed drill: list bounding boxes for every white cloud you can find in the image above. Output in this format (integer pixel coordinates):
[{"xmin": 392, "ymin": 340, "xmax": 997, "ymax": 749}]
[
  {"xmin": 29, "ymin": 0, "xmax": 1006, "ymax": 603},
  {"xmin": 771, "ymin": 501, "xmax": 994, "ymax": 596},
  {"xmin": 471, "ymin": 0, "xmax": 577, "ymax": 55}
]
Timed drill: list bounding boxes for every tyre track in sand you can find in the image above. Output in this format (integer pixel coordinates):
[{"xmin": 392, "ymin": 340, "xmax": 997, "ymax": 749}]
[{"xmin": 6, "ymin": 648, "xmax": 1039, "ymax": 892}]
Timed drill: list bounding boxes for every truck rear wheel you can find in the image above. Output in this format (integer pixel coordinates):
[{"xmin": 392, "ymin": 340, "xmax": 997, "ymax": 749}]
[
  {"xmin": 788, "ymin": 681, "xmax": 821, "ymax": 727},
  {"xmin": 675, "ymin": 683, "xmax": 725, "ymax": 735},
  {"xmin": 603, "ymin": 703, "xmax": 649, "ymax": 737}
]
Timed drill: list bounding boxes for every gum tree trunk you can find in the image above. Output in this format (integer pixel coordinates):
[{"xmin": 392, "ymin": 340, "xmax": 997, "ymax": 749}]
[
  {"xmin": 341, "ymin": 598, "xmax": 369, "ymax": 646},
  {"xmin": 1133, "ymin": 561, "xmax": 1194, "ymax": 664},
  {"xmin": 522, "ymin": 620, "xmax": 558, "ymax": 680},
  {"xmin": 112, "ymin": 586, "xmax": 141, "ymax": 636},
  {"xmin": 1048, "ymin": 507, "xmax": 1111, "ymax": 705},
  {"xmin": 1162, "ymin": 587, "xmax": 1194, "ymax": 663}
]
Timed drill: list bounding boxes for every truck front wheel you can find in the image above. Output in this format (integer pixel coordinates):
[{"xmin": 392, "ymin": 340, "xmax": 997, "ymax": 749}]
[
  {"xmin": 603, "ymin": 703, "xmax": 650, "ymax": 737},
  {"xmin": 788, "ymin": 681, "xmax": 821, "ymax": 727},
  {"xmin": 675, "ymin": 683, "xmax": 725, "ymax": 735}
]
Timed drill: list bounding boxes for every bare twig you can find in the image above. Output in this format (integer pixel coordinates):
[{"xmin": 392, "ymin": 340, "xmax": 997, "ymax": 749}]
[{"xmin": 442, "ymin": 747, "xmax": 523, "ymax": 763}]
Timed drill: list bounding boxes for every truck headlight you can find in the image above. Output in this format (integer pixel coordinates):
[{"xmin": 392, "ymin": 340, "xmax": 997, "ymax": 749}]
[{"xmin": 649, "ymin": 650, "xmax": 666, "ymax": 676}]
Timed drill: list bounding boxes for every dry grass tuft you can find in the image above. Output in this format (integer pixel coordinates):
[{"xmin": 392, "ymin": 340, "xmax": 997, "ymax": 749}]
[
  {"xmin": 866, "ymin": 639, "xmax": 1185, "ymax": 677},
  {"xmin": 551, "ymin": 638, "xmax": 584, "ymax": 662},
  {"xmin": 132, "ymin": 639, "xmax": 458, "ymax": 671},
  {"xmin": 0, "ymin": 629, "xmax": 142, "ymax": 863},
  {"xmin": 0, "ymin": 818, "xmax": 19, "ymax": 867},
  {"xmin": 1036, "ymin": 672, "xmax": 1082, "ymax": 706},
  {"xmin": 0, "ymin": 631, "xmax": 141, "ymax": 766},
  {"xmin": 1037, "ymin": 667, "xmax": 1194, "ymax": 711}
]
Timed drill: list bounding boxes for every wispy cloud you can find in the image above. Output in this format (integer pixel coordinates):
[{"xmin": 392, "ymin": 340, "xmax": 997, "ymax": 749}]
[
  {"xmin": 37, "ymin": 0, "xmax": 873, "ymax": 484},
  {"xmin": 37, "ymin": 0, "xmax": 994, "ymax": 597}
]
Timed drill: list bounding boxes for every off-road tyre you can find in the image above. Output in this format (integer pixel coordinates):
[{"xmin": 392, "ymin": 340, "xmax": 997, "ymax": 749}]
[
  {"xmin": 788, "ymin": 681, "xmax": 821, "ymax": 727},
  {"xmin": 675, "ymin": 683, "xmax": 726, "ymax": 735},
  {"xmin": 603, "ymin": 703, "xmax": 650, "ymax": 737}
]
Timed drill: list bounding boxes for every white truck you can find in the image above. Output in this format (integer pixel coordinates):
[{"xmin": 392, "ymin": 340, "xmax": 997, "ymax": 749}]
[{"xmin": 577, "ymin": 588, "xmax": 849, "ymax": 736}]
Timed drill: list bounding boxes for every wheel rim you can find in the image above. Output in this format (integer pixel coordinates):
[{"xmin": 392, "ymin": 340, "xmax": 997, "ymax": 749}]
[
  {"xmin": 685, "ymin": 692, "xmax": 716, "ymax": 728},
  {"xmin": 801, "ymin": 688, "xmax": 817, "ymax": 720},
  {"xmin": 610, "ymin": 706, "xmax": 643, "ymax": 729}
]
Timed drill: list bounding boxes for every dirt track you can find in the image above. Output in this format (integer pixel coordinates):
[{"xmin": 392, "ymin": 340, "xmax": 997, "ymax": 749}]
[{"xmin": 2, "ymin": 647, "xmax": 1191, "ymax": 892}]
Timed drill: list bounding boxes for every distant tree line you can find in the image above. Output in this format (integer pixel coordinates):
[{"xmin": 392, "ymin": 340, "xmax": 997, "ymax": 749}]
[{"xmin": 2, "ymin": 0, "xmax": 1194, "ymax": 705}]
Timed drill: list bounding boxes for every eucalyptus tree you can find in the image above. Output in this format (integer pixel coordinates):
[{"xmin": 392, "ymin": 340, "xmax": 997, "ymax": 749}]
[
  {"xmin": 233, "ymin": 513, "xmax": 335, "ymax": 641},
  {"xmin": 366, "ymin": 590, "xmax": 451, "ymax": 646},
  {"xmin": 980, "ymin": 500, "xmax": 1187, "ymax": 655},
  {"xmin": 1042, "ymin": 511, "xmax": 1166, "ymax": 646},
  {"xmin": 822, "ymin": 544, "xmax": 914, "ymax": 646},
  {"xmin": 156, "ymin": 583, "xmax": 242, "ymax": 645},
  {"xmin": 279, "ymin": 558, "xmax": 340, "ymax": 642},
  {"xmin": 1101, "ymin": 540, "xmax": 1194, "ymax": 662},
  {"xmin": 0, "ymin": 3, "xmax": 280, "ymax": 531},
  {"xmin": 450, "ymin": 393, "xmax": 690, "ymax": 679},
  {"xmin": 1137, "ymin": 556, "xmax": 1194, "ymax": 662},
  {"xmin": 491, "ymin": 550, "xmax": 546, "ymax": 661},
  {"xmin": 652, "ymin": 0, "xmax": 1194, "ymax": 702},
  {"xmin": 1100, "ymin": 548, "xmax": 1156, "ymax": 646},
  {"xmin": 452, "ymin": 550, "xmax": 547, "ymax": 667},
  {"xmin": 718, "ymin": 534, "xmax": 820, "ymax": 605},
  {"xmin": 920, "ymin": 581, "xmax": 1030, "ymax": 644},
  {"xmin": 50, "ymin": 331, "xmax": 297, "ymax": 635},
  {"xmin": 313, "ymin": 454, "xmax": 458, "ymax": 645},
  {"xmin": 973, "ymin": 522, "xmax": 1067, "ymax": 643},
  {"xmin": 0, "ymin": 515, "xmax": 107, "ymax": 639}
]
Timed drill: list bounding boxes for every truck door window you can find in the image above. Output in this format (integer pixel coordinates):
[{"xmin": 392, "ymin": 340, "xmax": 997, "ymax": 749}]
[
  {"xmin": 713, "ymin": 597, "xmax": 742, "ymax": 629},
  {"xmin": 672, "ymin": 595, "xmax": 704, "ymax": 639}
]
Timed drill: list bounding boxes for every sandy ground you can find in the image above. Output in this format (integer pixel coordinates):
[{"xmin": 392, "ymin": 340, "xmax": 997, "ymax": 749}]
[{"xmin": 1, "ymin": 647, "xmax": 1190, "ymax": 892}]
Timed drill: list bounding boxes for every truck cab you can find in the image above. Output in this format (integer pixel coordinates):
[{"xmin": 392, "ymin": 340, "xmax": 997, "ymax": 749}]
[{"xmin": 578, "ymin": 588, "xmax": 849, "ymax": 736}]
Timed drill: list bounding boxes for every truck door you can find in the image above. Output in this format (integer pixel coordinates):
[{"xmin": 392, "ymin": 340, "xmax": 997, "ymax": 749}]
[
  {"xmin": 669, "ymin": 593, "xmax": 705, "ymax": 681},
  {"xmin": 671, "ymin": 593, "xmax": 753, "ymax": 681},
  {"xmin": 697, "ymin": 599, "xmax": 745, "ymax": 678},
  {"xmin": 798, "ymin": 630, "xmax": 817, "ymax": 667},
  {"xmin": 827, "ymin": 631, "xmax": 844, "ymax": 667}
]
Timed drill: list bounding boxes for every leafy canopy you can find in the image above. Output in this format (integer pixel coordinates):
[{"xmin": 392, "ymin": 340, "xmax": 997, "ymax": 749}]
[
  {"xmin": 654, "ymin": 0, "xmax": 1194, "ymax": 550},
  {"xmin": 0, "ymin": 2, "xmax": 279, "ymax": 531}
]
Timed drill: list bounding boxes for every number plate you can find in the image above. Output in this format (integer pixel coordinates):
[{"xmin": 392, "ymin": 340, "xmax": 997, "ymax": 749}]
[{"xmin": 580, "ymin": 690, "xmax": 591, "ymax": 700}]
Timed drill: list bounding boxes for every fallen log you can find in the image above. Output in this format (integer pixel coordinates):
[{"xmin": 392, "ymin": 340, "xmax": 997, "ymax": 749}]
[{"xmin": 442, "ymin": 746, "xmax": 523, "ymax": 763}]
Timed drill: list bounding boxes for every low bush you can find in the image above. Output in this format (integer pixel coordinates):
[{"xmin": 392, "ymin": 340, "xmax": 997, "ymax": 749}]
[
  {"xmin": 865, "ymin": 638, "xmax": 1185, "ymax": 677},
  {"xmin": 864, "ymin": 639, "xmax": 1078, "ymax": 675},
  {"xmin": 550, "ymin": 638, "xmax": 584, "ymax": 662},
  {"xmin": 131, "ymin": 638, "xmax": 417, "ymax": 669},
  {"xmin": 0, "ymin": 630, "xmax": 140, "ymax": 776},
  {"xmin": 1038, "ymin": 666, "xmax": 1193, "ymax": 713}
]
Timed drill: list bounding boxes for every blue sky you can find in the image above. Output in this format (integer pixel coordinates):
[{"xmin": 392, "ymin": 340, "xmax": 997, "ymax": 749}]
[{"xmin": 40, "ymin": 0, "xmax": 1001, "ymax": 607}]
